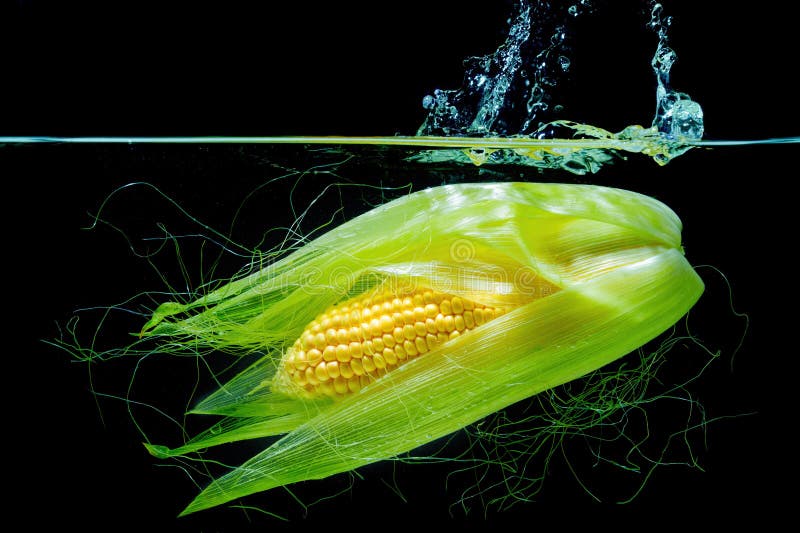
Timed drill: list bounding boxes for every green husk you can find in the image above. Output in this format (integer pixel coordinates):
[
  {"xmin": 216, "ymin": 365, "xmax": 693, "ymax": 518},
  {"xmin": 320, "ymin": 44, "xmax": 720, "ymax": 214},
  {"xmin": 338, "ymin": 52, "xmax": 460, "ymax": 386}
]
[{"xmin": 138, "ymin": 183, "xmax": 702, "ymax": 514}]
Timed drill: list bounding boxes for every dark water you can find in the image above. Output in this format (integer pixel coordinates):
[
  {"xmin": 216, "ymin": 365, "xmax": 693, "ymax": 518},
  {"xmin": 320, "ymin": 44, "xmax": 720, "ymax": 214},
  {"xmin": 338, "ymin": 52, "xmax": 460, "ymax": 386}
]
[{"xmin": 4, "ymin": 1, "xmax": 794, "ymax": 530}]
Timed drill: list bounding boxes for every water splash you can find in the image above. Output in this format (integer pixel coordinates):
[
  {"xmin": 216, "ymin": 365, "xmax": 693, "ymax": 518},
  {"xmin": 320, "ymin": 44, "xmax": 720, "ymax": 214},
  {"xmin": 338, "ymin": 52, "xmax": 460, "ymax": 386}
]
[
  {"xmin": 417, "ymin": 1, "xmax": 583, "ymax": 137},
  {"xmin": 647, "ymin": 2, "xmax": 704, "ymax": 162},
  {"xmin": 416, "ymin": 0, "xmax": 706, "ymax": 171}
]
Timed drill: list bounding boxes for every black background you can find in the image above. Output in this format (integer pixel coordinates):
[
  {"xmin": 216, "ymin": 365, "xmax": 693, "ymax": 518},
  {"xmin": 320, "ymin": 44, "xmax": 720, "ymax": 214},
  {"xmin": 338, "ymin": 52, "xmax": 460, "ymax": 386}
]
[{"xmin": 3, "ymin": 1, "xmax": 795, "ymax": 530}]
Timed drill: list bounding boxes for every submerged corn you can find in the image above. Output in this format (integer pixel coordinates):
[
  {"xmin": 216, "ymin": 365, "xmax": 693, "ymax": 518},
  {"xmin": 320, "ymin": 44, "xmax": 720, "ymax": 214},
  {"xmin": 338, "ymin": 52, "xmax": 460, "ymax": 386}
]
[
  {"xmin": 273, "ymin": 288, "xmax": 505, "ymax": 399},
  {"xmin": 126, "ymin": 182, "xmax": 704, "ymax": 515}
]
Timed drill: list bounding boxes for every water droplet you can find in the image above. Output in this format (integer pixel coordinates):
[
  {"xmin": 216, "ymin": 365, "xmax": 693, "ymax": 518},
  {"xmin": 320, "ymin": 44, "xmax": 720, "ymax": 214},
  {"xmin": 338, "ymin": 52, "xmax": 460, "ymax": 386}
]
[
  {"xmin": 558, "ymin": 55, "xmax": 571, "ymax": 71},
  {"xmin": 669, "ymin": 99, "xmax": 704, "ymax": 139},
  {"xmin": 528, "ymin": 101, "xmax": 549, "ymax": 114},
  {"xmin": 568, "ymin": 5, "xmax": 579, "ymax": 16},
  {"xmin": 421, "ymin": 95, "xmax": 435, "ymax": 110},
  {"xmin": 654, "ymin": 46, "xmax": 676, "ymax": 69}
]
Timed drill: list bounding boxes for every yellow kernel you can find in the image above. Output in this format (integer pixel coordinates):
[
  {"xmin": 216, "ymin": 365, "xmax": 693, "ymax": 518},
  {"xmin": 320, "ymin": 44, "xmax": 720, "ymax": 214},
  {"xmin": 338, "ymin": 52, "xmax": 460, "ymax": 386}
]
[
  {"xmin": 349, "ymin": 341, "xmax": 362, "ymax": 359},
  {"xmin": 295, "ymin": 350, "xmax": 308, "ymax": 371},
  {"xmin": 425, "ymin": 318, "xmax": 437, "ymax": 334},
  {"xmin": 336, "ymin": 344, "xmax": 350, "ymax": 362},
  {"xmin": 348, "ymin": 326, "xmax": 361, "ymax": 342},
  {"xmin": 322, "ymin": 345, "xmax": 336, "ymax": 362},
  {"xmin": 315, "ymin": 362, "xmax": 330, "ymax": 382},
  {"xmin": 423, "ymin": 290, "xmax": 434, "ymax": 304},
  {"xmin": 359, "ymin": 375, "xmax": 371, "ymax": 388},
  {"xmin": 368, "ymin": 318, "xmax": 380, "ymax": 337},
  {"xmin": 309, "ymin": 321, "xmax": 321, "ymax": 334},
  {"xmin": 331, "ymin": 314, "xmax": 342, "ymax": 328},
  {"xmin": 339, "ymin": 362, "xmax": 354, "ymax": 379},
  {"xmin": 382, "ymin": 301, "xmax": 393, "ymax": 314},
  {"xmin": 350, "ymin": 310, "xmax": 361, "ymax": 324},
  {"xmin": 449, "ymin": 330, "xmax": 461, "ymax": 340},
  {"xmin": 414, "ymin": 321, "xmax": 427, "ymax": 337},
  {"xmin": 426, "ymin": 333, "xmax": 438, "ymax": 350},
  {"xmin": 433, "ymin": 292, "xmax": 444, "ymax": 304},
  {"xmin": 437, "ymin": 332, "xmax": 449, "ymax": 344},
  {"xmin": 363, "ymin": 356, "xmax": 376, "ymax": 373},
  {"xmin": 463, "ymin": 311, "xmax": 475, "ymax": 328},
  {"xmin": 333, "ymin": 376, "xmax": 348, "ymax": 395},
  {"xmin": 424, "ymin": 303, "xmax": 438, "ymax": 318},
  {"xmin": 363, "ymin": 340, "xmax": 375, "ymax": 356},
  {"xmin": 412, "ymin": 307, "xmax": 425, "ymax": 322},
  {"xmin": 463, "ymin": 299, "xmax": 474, "ymax": 311},
  {"xmin": 444, "ymin": 315, "xmax": 456, "ymax": 332},
  {"xmin": 484, "ymin": 308, "xmax": 495, "ymax": 321},
  {"xmin": 306, "ymin": 366, "xmax": 319, "ymax": 386},
  {"xmin": 302, "ymin": 333, "xmax": 314, "ymax": 350},
  {"xmin": 391, "ymin": 298, "xmax": 402, "ymax": 308},
  {"xmin": 403, "ymin": 324, "xmax": 416, "ymax": 340},
  {"xmin": 402, "ymin": 296, "xmax": 413, "ymax": 308},
  {"xmin": 454, "ymin": 315, "xmax": 466, "ymax": 332},
  {"xmin": 383, "ymin": 347, "xmax": 397, "ymax": 365},
  {"xmin": 351, "ymin": 358, "xmax": 364, "ymax": 376},
  {"xmin": 435, "ymin": 314, "xmax": 446, "ymax": 332},
  {"xmin": 440, "ymin": 300, "xmax": 452, "ymax": 315},
  {"xmin": 325, "ymin": 328, "xmax": 337, "ymax": 344},
  {"xmin": 451, "ymin": 296, "xmax": 464, "ymax": 314},
  {"xmin": 404, "ymin": 339, "xmax": 418, "ymax": 357},
  {"xmin": 474, "ymin": 308, "xmax": 485, "ymax": 325},
  {"xmin": 413, "ymin": 293, "xmax": 424, "ymax": 307},
  {"xmin": 336, "ymin": 328, "xmax": 349, "ymax": 344},
  {"xmin": 380, "ymin": 315, "xmax": 394, "ymax": 332},
  {"xmin": 415, "ymin": 337, "xmax": 428, "ymax": 355},
  {"xmin": 395, "ymin": 343, "xmax": 407, "ymax": 361},
  {"xmin": 382, "ymin": 333, "xmax": 396, "ymax": 348},
  {"xmin": 327, "ymin": 360, "xmax": 340, "ymax": 379},
  {"xmin": 347, "ymin": 377, "xmax": 361, "ymax": 393},
  {"xmin": 393, "ymin": 327, "xmax": 405, "ymax": 343},
  {"xmin": 313, "ymin": 333, "xmax": 327, "ymax": 350},
  {"xmin": 293, "ymin": 369, "xmax": 306, "ymax": 385},
  {"xmin": 373, "ymin": 352, "xmax": 386, "ymax": 369},
  {"xmin": 373, "ymin": 337, "xmax": 385, "ymax": 352},
  {"xmin": 307, "ymin": 349, "xmax": 323, "ymax": 365},
  {"xmin": 402, "ymin": 309, "xmax": 415, "ymax": 325},
  {"xmin": 320, "ymin": 317, "xmax": 332, "ymax": 330},
  {"xmin": 320, "ymin": 381, "xmax": 334, "ymax": 396},
  {"xmin": 362, "ymin": 307, "xmax": 372, "ymax": 320},
  {"xmin": 371, "ymin": 304, "xmax": 381, "ymax": 315}
]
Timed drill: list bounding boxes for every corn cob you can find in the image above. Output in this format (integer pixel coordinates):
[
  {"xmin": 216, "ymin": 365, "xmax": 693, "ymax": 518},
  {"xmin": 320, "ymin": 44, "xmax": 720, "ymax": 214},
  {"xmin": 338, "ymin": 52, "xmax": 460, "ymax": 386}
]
[{"xmin": 273, "ymin": 288, "xmax": 504, "ymax": 398}]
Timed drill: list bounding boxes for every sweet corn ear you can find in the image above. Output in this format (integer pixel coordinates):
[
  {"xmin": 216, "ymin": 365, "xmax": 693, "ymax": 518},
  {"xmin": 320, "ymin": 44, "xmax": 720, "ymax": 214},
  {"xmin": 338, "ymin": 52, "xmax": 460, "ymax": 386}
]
[{"xmin": 133, "ymin": 182, "xmax": 702, "ymax": 515}]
